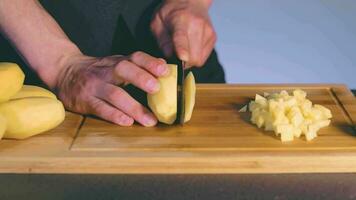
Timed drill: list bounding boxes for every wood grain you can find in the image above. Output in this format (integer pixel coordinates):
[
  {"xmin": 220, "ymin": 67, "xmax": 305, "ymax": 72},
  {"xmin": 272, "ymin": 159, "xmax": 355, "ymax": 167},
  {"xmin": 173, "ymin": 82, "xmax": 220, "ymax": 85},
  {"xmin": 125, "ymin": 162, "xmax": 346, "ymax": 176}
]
[
  {"xmin": 0, "ymin": 112, "xmax": 83, "ymax": 172},
  {"xmin": 0, "ymin": 84, "xmax": 355, "ymax": 174}
]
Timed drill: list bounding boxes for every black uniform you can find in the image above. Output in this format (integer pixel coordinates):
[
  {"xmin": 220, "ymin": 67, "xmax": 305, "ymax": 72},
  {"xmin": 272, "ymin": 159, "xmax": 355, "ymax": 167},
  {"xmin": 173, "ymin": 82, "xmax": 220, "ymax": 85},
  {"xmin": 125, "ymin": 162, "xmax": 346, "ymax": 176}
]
[{"xmin": 0, "ymin": 0, "xmax": 225, "ymax": 85}]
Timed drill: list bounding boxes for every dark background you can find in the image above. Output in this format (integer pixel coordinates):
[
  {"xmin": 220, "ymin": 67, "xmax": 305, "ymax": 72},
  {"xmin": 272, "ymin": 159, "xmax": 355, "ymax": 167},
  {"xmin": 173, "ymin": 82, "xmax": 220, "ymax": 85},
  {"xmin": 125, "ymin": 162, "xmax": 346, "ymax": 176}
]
[{"xmin": 1, "ymin": 173, "xmax": 356, "ymax": 200}]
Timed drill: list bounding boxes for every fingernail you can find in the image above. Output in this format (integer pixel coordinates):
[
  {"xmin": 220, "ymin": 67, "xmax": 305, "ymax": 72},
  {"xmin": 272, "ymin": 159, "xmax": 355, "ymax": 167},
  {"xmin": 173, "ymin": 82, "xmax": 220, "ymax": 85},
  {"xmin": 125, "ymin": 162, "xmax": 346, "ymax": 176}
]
[
  {"xmin": 180, "ymin": 51, "xmax": 189, "ymax": 62},
  {"xmin": 157, "ymin": 64, "xmax": 169, "ymax": 76},
  {"xmin": 143, "ymin": 114, "xmax": 157, "ymax": 127},
  {"xmin": 147, "ymin": 79, "xmax": 160, "ymax": 93}
]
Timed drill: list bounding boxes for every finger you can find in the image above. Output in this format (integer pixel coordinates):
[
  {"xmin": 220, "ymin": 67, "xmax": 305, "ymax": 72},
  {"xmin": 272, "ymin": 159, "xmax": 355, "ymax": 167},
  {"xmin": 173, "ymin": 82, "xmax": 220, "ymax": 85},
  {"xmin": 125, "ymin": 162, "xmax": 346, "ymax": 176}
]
[
  {"xmin": 151, "ymin": 14, "xmax": 174, "ymax": 57},
  {"xmin": 199, "ymin": 26, "xmax": 217, "ymax": 67},
  {"xmin": 115, "ymin": 60, "xmax": 160, "ymax": 94},
  {"xmin": 129, "ymin": 51, "xmax": 169, "ymax": 77},
  {"xmin": 187, "ymin": 19, "xmax": 205, "ymax": 67},
  {"xmin": 171, "ymin": 21, "xmax": 190, "ymax": 62},
  {"xmin": 97, "ymin": 84, "xmax": 157, "ymax": 127},
  {"xmin": 89, "ymin": 97, "xmax": 134, "ymax": 126}
]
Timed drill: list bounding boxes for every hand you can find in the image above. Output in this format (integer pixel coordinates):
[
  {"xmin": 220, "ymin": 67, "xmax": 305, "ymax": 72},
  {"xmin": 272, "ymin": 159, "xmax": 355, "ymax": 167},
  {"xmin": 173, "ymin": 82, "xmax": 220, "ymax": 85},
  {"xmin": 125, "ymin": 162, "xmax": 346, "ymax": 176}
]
[
  {"xmin": 151, "ymin": 0, "xmax": 216, "ymax": 67},
  {"xmin": 55, "ymin": 52, "xmax": 169, "ymax": 127}
]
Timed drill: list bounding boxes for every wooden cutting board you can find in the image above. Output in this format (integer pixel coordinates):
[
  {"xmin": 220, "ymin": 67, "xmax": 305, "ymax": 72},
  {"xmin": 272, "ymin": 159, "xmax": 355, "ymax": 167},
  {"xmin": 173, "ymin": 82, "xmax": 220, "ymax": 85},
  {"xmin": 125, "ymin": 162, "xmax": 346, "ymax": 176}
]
[{"xmin": 0, "ymin": 84, "xmax": 355, "ymax": 174}]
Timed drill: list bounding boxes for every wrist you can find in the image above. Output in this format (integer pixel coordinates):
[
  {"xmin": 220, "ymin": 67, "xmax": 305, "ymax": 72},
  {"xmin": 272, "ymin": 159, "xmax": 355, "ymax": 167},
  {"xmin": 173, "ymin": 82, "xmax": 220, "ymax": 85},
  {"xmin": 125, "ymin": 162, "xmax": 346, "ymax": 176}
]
[{"xmin": 37, "ymin": 42, "xmax": 83, "ymax": 90}]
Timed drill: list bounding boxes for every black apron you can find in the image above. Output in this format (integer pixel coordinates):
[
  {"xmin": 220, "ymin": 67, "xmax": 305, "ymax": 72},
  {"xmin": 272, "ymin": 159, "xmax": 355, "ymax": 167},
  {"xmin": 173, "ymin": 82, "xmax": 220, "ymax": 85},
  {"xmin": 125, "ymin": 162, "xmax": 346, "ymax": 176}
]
[{"xmin": 0, "ymin": 0, "xmax": 225, "ymax": 85}]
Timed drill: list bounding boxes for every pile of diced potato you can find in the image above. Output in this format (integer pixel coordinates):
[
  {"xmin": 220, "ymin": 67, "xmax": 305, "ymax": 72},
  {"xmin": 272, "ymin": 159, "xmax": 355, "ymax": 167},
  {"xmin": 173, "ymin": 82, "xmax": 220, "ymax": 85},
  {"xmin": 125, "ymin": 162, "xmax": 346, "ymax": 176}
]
[{"xmin": 245, "ymin": 89, "xmax": 332, "ymax": 142}]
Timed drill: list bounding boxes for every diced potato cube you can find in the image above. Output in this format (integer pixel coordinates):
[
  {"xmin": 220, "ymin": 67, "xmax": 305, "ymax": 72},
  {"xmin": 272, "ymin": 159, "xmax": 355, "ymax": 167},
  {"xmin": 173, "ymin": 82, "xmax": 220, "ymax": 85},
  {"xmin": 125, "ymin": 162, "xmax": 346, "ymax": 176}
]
[
  {"xmin": 293, "ymin": 89, "xmax": 307, "ymax": 100},
  {"xmin": 305, "ymin": 130, "xmax": 317, "ymax": 141},
  {"xmin": 287, "ymin": 106, "xmax": 304, "ymax": 127},
  {"xmin": 276, "ymin": 124, "xmax": 294, "ymax": 142},
  {"xmin": 310, "ymin": 107, "xmax": 323, "ymax": 121},
  {"xmin": 314, "ymin": 104, "xmax": 332, "ymax": 119},
  {"xmin": 256, "ymin": 115, "xmax": 265, "ymax": 128},
  {"xmin": 314, "ymin": 120, "xmax": 331, "ymax": 129},
  {"xmin": 255, "ymin": 94, "xmax": 267, "ymax": 108},
  {"xmin": 293, "ymin": 128, "xmax": 302, "ymax": 138}
]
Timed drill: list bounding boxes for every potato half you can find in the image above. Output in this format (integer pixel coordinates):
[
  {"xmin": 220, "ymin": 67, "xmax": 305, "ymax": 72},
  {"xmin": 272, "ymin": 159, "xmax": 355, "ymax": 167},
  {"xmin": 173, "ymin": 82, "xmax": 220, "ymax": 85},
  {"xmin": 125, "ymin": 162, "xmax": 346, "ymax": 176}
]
[
  {"xmin": 183, "ymin": 72, "xmax": 196, "ymax": 123},
  {"xmin": 148, "ymin": 64, "xmax": 177, "ymax": 124},
  {"xmin": 147, "ymin": 64, "xmax": 196, "ymax": 125}
]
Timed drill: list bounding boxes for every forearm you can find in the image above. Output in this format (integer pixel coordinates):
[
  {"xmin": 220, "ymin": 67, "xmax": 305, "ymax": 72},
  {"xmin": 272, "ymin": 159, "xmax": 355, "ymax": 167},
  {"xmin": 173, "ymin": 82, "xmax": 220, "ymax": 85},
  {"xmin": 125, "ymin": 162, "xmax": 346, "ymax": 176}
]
[{"xmin": 0, "ymin": 0, "xmax": 81, "ymax": 89}]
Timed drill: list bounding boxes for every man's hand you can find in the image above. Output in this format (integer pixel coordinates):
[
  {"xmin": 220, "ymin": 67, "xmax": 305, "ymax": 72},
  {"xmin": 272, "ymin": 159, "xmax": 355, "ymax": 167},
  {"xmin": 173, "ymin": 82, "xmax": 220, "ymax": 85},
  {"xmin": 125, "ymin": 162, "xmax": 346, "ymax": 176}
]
[
  {"xmin": 56, "ymin": 52, "xmax": 169, "ymax": 127},
  {"xmin": 151, "ymin": 0, "xmax": 216, "ymax": 67}
]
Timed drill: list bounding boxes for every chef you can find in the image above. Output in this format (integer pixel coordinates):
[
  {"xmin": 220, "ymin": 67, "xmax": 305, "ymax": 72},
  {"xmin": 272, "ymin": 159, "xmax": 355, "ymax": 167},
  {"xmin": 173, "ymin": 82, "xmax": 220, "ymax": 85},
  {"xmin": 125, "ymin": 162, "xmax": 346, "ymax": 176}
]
[{"xmin": 0, "ymin": 0, "xmax": 225, "ymax": 127}]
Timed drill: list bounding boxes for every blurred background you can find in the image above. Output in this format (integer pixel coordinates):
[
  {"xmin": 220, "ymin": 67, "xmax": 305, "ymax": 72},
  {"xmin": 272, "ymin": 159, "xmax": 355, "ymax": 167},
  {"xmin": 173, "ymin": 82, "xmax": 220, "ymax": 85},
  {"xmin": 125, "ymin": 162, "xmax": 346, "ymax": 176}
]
[{"xmin": 210, "ymin": 0, "xmax": 356, "ymax": 89}]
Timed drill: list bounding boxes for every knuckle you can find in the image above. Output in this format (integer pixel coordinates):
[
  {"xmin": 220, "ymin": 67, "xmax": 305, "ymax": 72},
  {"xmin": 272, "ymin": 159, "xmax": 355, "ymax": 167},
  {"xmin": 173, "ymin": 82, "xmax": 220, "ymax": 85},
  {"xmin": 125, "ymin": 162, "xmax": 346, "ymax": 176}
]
[
  {"xmin": 107, "ymin": 88, "xmax": 123, "ymax": 102},
  {"xmin": 116, "ymin": 60, "xmax": 128, "ymax": 70},
  {"xmin": 128, "ymin": 104, "xmax": 142, "ymax": 118},
  {"xmin": 136, "ymin": 72, "xmax": 150, "ymax": 85},
  {"xmin": 88, "ymin": 99, "xmax": 107, "ymax": 115},
  {"xmin": 130, "ymin": 51, "xmax": 144, "ymax": 61},
  {"xmin": 147, "ymin": 60, "xmax": 160, "ymax": 70},
  {"xmin": 114, "ymin": 112, "xmax": 130, "ymax": 124}
]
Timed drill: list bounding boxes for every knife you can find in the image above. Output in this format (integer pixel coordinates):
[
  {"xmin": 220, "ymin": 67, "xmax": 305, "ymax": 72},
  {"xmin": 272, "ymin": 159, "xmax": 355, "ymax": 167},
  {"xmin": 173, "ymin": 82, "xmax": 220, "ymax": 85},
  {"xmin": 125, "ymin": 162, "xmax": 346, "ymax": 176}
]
[{"xmin": 177, "ymin": 60, "xmax": 186, "ymax": 125}]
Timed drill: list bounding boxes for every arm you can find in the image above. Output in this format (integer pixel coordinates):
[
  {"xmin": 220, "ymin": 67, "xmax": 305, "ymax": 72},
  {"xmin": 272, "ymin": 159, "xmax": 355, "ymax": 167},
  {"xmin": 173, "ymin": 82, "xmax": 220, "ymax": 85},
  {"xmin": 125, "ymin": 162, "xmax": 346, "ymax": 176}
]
[
  {"xmin": 0, "ymin": 0, "xmax": 80, "ymax": 88},
  {"xmin": 0, "ymin": 0, "xmax": 168, "ymax": 127}
]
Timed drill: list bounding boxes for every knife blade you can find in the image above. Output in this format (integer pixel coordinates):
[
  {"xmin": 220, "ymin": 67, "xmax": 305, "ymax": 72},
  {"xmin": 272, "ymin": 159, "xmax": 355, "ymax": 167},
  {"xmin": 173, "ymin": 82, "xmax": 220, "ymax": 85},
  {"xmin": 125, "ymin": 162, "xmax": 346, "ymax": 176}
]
[{"xmin": 177, "ymin": 60, "xmax": 185, "ymax": 125}]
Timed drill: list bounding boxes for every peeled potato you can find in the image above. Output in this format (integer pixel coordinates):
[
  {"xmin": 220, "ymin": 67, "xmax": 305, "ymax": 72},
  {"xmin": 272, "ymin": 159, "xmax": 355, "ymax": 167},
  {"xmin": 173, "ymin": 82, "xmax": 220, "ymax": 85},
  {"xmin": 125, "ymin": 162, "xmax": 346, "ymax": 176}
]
[
  {"xmin": 0, "ymin": 97, "xmax": 65, "ymax": 139},
  {"xmin": 0, "ymin": 114, "xmax": 6, "ymax": 140},
  {"xmin": 148, "ymin": 64, "xmax": 177, "ymax": 124},
  {"xmin": 183, "ymin": 72, "xmax": 196, "ymax": 123},
  {"xmin": 11, "ymin": 85, "xmax": 57, "ymax": 100},
  {"xmin": 0, "ymin": 62, "xmax": 25, "ymax": 102}
]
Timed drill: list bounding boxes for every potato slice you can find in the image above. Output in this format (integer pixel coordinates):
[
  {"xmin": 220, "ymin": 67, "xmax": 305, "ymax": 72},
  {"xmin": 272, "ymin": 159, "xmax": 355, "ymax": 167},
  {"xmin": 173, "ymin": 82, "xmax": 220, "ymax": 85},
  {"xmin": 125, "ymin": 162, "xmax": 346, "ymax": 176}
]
[
  {"xmin": 11, "ymin": 85, "xmax": 57, "ymax": 100},
  {"xmin": 183, "ymin": 72, "xmax": 196, "ymax": 123},
  {"xmin": 0, "ymin": 114, "xmax": 6, "ymax": 140},
  {"xmin": 147, "ymin": 64, "xmax": 177, "ymax": 124},
  {"xmin": 0, "ymin": 97, "xmax": 65, "ymax": 139},
  {"xmin": 0, "ymin": 62, "xmax": 25, "ymax": 102}
]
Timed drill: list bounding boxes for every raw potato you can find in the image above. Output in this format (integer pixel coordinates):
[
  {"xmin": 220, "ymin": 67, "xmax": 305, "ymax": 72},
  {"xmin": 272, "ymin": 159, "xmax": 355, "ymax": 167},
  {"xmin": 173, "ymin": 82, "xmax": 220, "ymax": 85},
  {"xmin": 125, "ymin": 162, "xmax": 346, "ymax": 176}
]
[
  {"xmin": 183, "ymin": 72, "xmax": 196, "ymax": 123},
  {"xmin": 11, "ymin": 85, "xmax": 57, "ymax": 100},
  {"xmin": 148, "ymin": 64, "xmax": 177, "ymax": 124},
  {"xmin": 0, "ymin": 62, "xmax": 25, "ymax": 102},
  {"xmin": 0, "ymin": 97, "xmax": 65, "ymax": 139},
  {"xmin": 0, "ymin": 114, "xmax": 6, "ymax": 140},
  {"xmin": 248, "ymin": 89, "xmax": 332, "ymax": 142}
]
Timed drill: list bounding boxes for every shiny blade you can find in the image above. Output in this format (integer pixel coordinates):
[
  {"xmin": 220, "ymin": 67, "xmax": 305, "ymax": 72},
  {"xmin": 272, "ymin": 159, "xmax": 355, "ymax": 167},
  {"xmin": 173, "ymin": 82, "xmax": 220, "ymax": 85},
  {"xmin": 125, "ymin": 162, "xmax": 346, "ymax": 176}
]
[{"xmin": 177, "ymin": 60, "xmax": 185, "ymax": 125}]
